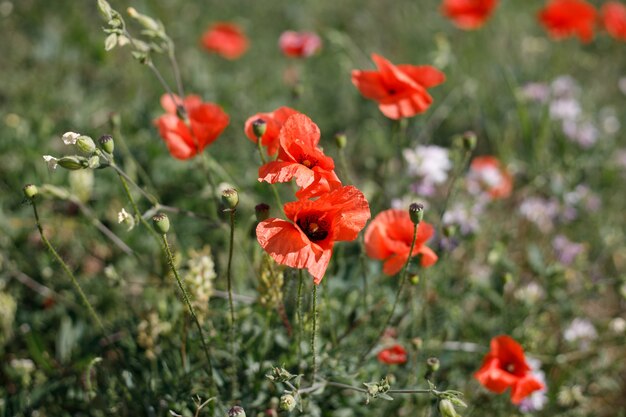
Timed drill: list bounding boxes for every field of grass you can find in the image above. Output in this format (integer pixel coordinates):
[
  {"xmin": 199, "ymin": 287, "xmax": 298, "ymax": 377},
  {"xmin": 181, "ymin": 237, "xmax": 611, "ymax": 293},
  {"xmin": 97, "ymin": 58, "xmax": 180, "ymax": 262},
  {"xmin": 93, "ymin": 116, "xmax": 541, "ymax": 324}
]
[{"xmin": 1, "ymin": 0, "xmax": 625, "ymax": 416}]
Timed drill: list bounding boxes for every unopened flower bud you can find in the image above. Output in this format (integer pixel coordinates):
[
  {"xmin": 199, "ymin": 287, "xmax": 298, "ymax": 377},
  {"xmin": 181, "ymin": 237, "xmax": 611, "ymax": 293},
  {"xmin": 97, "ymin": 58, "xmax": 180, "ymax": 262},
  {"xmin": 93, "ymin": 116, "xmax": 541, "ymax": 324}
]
[
  {"xmin": 438, "ymin": 399, "xmax": 462, "ymax": 417},
  {"xmin": 255, "ymin": 203, "xmax": 270, "ymax": 222},
  {"xmin": 409, "ymin": 274, "xmax": 420, "ymax": 285},
  {"xmin": 279, "ymin": 394, "xmax": 297, "ymax": 412},
  {"xmin": 462, "ymin": 131, "xmax": 477, "ymax": 151},
  {"xmin": 152, "ymin": 213, "xmax": 170, "ymax": 234},
  {"xmin": 427, "ymin": 357, "xmax": 440, "ymax": 373},
  {"xmin": 58, "ymin": 156, "xmax": 87, "ymax": 170},
  {"xmin": 76, "ymin": 136, "xmax": 96, "ymax": 154},
  {"xmin": 409, "ymin": 203, "xmax": 424, "ymax": 225},
  {"xmin": 227, "ymin": 405, "xmax": 246, "ymax": 417},
  {"xmin": 222, "ymin": 188, "xmax": 239, "ymax": 210},
  {"xmin": 334, "ymin": 132, "xmax": 347, "ymax": 149},
  {"xmin": 99, "ymin": 134, "xmax": 115, "ymax": 154},
  {"xmin": 252, "ymin": 119, "xmax": 267, "ymax": 138},
  {"xmin": 23, "ymin": 184, "xmax": 38, "ymax": 199}
]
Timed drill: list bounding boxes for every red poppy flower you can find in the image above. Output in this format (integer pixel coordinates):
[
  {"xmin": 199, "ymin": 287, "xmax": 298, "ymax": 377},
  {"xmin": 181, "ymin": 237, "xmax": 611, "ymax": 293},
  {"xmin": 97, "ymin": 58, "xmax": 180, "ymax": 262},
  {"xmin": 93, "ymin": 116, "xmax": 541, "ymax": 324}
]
[
  {"xmin": 441, "ymin": 0, "xmax": 499, "ymax": 30},
  {"xmin": 364, "ymin": 209, "xmax": 438, "ymax": 276},
  {"xmin": 538, "ymin": 0, "xmax": 597, "ymax": 43},
  {"xmin": 351, "ymin": 54, "xmax": 445, "ymax": 120},
  {"xmin": 154, "ymin": 94, "xmax": 229, "ymax": 160},
  {"xmin": 467, "ymin": 156, "xmax": 513, "ymax": 199},
  {"xmin": 474, "ymin": 335, "xmax": 545, "ymax": 404},
  {"xmin": 377, "ymin": 344, "xmax": 408, "ymax": 365},
  {"xmin": 256, "ymin": 185, "xmax": 370, "ymax": 284},
  {"xmin": 602, "ymin": 1, "xmax": 626, "ymax": 40},
  {"xmin": 258, "ymin": 113, "xmax": 342, "ymax": 199},
  {"xmin": 201, "ymin": 22, "xmax": 249, "ymax": 59},
  {"xmin": 244, "ymin": 106, "xmax": 300, "ymax": 156},
  {"xmin": 279, "ymin": 31, "xmax": 322, "ymax": 58}
]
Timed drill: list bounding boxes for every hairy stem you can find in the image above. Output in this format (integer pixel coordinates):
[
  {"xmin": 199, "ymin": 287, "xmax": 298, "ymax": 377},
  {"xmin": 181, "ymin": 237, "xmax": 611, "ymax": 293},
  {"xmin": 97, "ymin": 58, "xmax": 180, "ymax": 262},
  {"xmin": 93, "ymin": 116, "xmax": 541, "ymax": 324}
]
[
  {"xmin": 161, "ymin": 234, "xmax": 217, "ymax": 395},
  {"xmin": 226, "ymin": 209, "xmax": 238, "ymax": 397}
]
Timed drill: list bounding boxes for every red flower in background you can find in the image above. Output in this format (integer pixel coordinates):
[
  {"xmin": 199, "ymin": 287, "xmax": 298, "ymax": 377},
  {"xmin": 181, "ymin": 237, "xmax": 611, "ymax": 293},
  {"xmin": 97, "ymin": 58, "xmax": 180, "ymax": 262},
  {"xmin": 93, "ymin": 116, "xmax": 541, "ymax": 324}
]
[
  {"xmin": 154, "ymin": 94, "xmax": 229, "ymax": 160},
  {"xmin": 279, "ymin": 31, "xmax": 322, "ymax": 58},
  {"xmin": 256, "ymin": 186, "xmax": 370, "ymax": 284},
  {"xmin": 258, "ymin": 114, "xmax": 342, "ymax": 199},
  {"xmin": 441, "ymin": 0, "xmax": 499, "ymax": 30},
  {"xmin": 244, "ymin": 106, "xmax": 300, "ymax": 156},
  {"xmin": 467, "ymin": 156, "xmax": 513, "ymax": 199},
  {"xmin": 201, "ymin": 22, "xmax": 249, "ymax": 59},
  {"xmin": 602, "ymin": 2, "xmax": 626, "ymax": 41},
  {"xmin": 364, "ymin": 209, "xmax": 438, "ymax": 276},
  {"xmin": 474, "ymin": 335, "xmax": 545, "ymax": 404},
  {"xmin": 377, "ymin": 344, "xmax": 408, "ymax": 365},
  {"xmin": 351, "ymin": 54, "xmax": 445, "ymax": 120},
  {"xmin": 538, "ymin": 0, "xmax": 597, "ymax": 43}
]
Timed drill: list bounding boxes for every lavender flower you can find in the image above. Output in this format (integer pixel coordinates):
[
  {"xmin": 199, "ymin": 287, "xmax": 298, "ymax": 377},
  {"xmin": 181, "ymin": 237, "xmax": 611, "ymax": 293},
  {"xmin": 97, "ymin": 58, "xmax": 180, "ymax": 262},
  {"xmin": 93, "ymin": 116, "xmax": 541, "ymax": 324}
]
[
  {"xmin": 442, "ymin": 203, "xmax": 482, "ymax": 235},
  {"xmin": 551, "ymin": 75, "xmax": 579, "ymax": 99},
  {"xmin": 562, "ymin": 119, "xmax": 599, "ymax": 148},
  {"xmin": 563, "ymin": 318, "xmax": 597, "ymax": 349},
  {"xmin": 519, "ymin": 197, "xmax": 561, "ymax": 233},
  {"xmin": 549, "ymin": 98, "xmax": 581, "ymax": 122},
  {"xmin": 552, "ymin": 235, "xmax": 584, "ymax": 266},
  {"xmin": 520, "ymin": 82, "xmax": 550, "ymax": 103}
]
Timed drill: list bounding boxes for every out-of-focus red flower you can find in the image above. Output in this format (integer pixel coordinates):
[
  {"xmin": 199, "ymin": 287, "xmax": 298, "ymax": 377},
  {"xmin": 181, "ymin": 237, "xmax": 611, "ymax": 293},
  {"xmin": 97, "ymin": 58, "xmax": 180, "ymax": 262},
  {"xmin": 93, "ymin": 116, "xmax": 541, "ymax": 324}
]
[
  {"xmin": 467, "ymin": 156, "xmax": 513, "ymax": 199},
  {"xmin": 364, "ymin": 209, "xmax": 438, "ymax": 276},
  {"xmin": 538, "ymin": 0, "xmax": 597, "ymax": 43},
  {"xmin": 258, "ymin": 114, "xmax": 342, "ymax": 199},
  {"xmin": 377, "ymin": 344, "xmax": 408, "ymax": 365},
  {"xmin": 154, "ymin": 94, "xmax": 229, "ymax": 160},
  {"xmin": 474, "ymin": 335, "xmax": 545, "ymax": 404},
  {"xmin": 441, "ymin": 0, "xmax": 499, "ymax": 29},
  {"xmin": 351, "ymin": 54, "xmax": 445, "ymax": 120},
  {"xmin": 244, "ymin": 107, "xmax": 300, "ymax": 156},
  {"xmin": 201, "ymin": 22, "xmax": 249, "ymax": 59},
  {"xmin": 256, "ymin": 186, "xmax": 370, "ymax": 284},
  {"xmin": 602, "ymin": 1, "xmax": 626, "ymax": 40},
  {"xmin": 279, "ymin": 31, "xmax": 322, "ymax": 58}
]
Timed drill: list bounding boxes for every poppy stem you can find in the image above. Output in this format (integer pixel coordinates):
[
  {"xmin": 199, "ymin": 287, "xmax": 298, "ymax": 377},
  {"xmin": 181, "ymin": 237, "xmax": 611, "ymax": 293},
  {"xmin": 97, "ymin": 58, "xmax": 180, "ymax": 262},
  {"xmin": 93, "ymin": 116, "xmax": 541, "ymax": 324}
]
[
  {"xmin": 359, "ymin": 222, "xmax": 419, "ymax": 361},
  {"xmin": 198, "ymin": 153, "xmax": 222, "ymax": 218},
  {"xmin": 438, "ymin": 147, "xmax": 472, "ymax": 225},
  {"xmin": 226, "ymin": 208, "xmax": 239, "ymax": 397},
  {"xmin": 167, "ymin": 45, "xmax": 186, "ymax": 99},
  {"xmin": 160, "ymin": 233, "xmax": 217, "ymax": 396},
  {"xmin": 297, "ymin": 269, "xmax": 305, "ymax": 372},
  {"xmin": 30, "ymin": 200, "xmax": 109, "ymax": 341},
  {"xmin": 311, "ymin": 282, "xmax": 319, "ymax": 382}
]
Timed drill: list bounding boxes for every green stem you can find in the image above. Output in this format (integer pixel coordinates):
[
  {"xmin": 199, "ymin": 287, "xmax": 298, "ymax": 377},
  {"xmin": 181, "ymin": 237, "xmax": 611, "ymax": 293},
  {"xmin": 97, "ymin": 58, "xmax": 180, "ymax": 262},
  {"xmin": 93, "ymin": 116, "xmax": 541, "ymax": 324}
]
[
  {"xmin": 116, "ymin": 170, "xmax": 161, "ymax": 245},
  {"xmin": 199, "ymin": 153, "xmax": 222, "ymax": 218},
  {"xmin": 297, "ymin": 269, "xmax": 304, "ymax": 370},
  {"xmin": 256, "ymin": 138, "xmax": 267, "ymax": 165},
  {"xmin": 311, "ymin": 283, "xmax": 318, "ymax": 381},
  {"xmin": 226, "ymin": 209, "xmax": 238, "ymax": 397},
  {"xmin": 31, "ymin": 201, "xmax": 107, "ymax": 337},
  {"xmin": 161, "ymin": 234, "xmax": 217, "ymax": 395},
  {"xmin": 360, "ymin": 222, "xmax": 419, "ymax": 361}
]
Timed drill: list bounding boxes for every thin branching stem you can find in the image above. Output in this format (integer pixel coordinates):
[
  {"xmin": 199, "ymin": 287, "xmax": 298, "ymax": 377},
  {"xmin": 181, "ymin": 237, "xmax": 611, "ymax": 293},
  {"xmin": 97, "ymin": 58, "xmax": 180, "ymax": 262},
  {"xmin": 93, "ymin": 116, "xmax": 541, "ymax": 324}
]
[
  {"xmin": 360, "ymin": 221, "xmax": 419, "ymax": 361},
  {"xmin": 31, "ymin": 201, "xmax": 107, "ymax": 337},
  {"xmin": 311, "ymin": 283, "xmax": 319, "ymax": 381},
  {"xmin": 161, "ymin": 234, "xmax": 217, "ymax": 396},
  {"xmin": 226, "ymin": 208, "xmax": 239, "ymax": 397}
]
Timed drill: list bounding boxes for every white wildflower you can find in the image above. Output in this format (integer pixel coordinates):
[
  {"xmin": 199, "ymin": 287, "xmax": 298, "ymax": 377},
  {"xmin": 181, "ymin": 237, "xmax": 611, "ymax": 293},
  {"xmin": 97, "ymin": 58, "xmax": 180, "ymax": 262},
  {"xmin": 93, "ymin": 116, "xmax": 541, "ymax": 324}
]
[
  {"xmin": 403, "ymin": 145, "xmax": 452, "ymax": 185},
  {"xmin": 43, "ymin": 155, "xmax": 58, "ymax": 170},
  {"xmin": 62, "ymin": 131, "xmax": 81, "ymax": 145}
]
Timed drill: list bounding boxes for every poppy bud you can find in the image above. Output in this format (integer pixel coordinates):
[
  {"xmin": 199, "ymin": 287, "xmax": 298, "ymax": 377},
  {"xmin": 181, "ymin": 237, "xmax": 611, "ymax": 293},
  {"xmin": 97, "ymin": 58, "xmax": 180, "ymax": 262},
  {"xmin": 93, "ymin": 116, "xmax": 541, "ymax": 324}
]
[
  {"xmin": 252, "ymin": 119, "xmax": 267, "ymax": 139},
  {"xmin": 409, "ymin": 203, "xmax": 424, "ymax": 225},
  {"xmin": 227, "ymin": 405, "xmax": 246, "ymax": 417},
  {"xmin": 409, "ymin": 274, "xmax": 420, "ymax": 285},
  {"xmin": 427, "ymin": 356, "xmax": 440, "ymax": 372},
  {"xmin": 76, "ymin": 136, "xmax": 96, "ymax": 154},
  {"xmin": 255, "ymin": 203, "xmax": 270, "ymax": 222},
  {"xmin": 279, "ymin": 394, "xmax": 296, "ymax": 412},
  {"xmin": 58, "ymin": 156, "xmax": 88, "ymax": 170},
  {"xmin": 152, "ymin": 213, "xmax": 170, "ymax": 234},
  {"xmin": 438, "ymin": 399, "xmax": 462, "ymax": 417},
  {"xmin": 462, "ymin": 131, "xmax": 477, "ymax": 151},
  {"xmin": 222, "ymin": 188, "xmax": 239, "ymax": 210},
  {"xmin": 334, "ymin": 132, "xmax": 347, "ymax": 149},
  {"xmin": 99, "ymin": 134, "xmax": 115, "ymax": 154},
  {"xmin": 23, "ymin": 184, "xmax": 38, "ymax": 199}
]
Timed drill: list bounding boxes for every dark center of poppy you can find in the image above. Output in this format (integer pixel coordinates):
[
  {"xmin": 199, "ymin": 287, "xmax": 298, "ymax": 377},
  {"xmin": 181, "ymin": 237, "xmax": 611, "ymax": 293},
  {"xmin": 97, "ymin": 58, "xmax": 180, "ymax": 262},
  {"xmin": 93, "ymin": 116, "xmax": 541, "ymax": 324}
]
[
  {"xmin": 297, "ymin": 217, "xmax": 329, "ymax": 241},
  {"xmin": 387, "ymin": 88, "xmax": 397, "ymax": 95},
  {"xmin": 505, "ymin": 363, "xmax": 515, "ymax": 374},
  {"xmin": 299, "ymin": 155, "xmax": 317, "ymax": 168}
]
